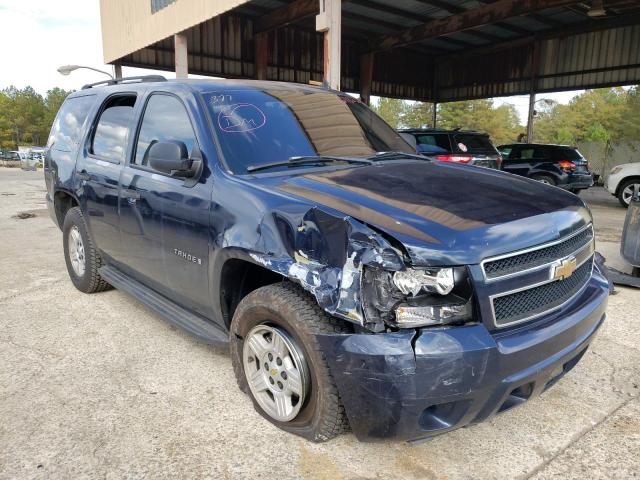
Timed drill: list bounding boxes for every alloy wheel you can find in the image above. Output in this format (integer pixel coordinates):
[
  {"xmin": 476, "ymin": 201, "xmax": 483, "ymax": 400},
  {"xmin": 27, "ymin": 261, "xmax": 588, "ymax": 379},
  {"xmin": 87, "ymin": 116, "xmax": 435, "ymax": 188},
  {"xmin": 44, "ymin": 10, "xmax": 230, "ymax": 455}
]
[
  {"xmin": 68, "ymin": 225, "xmax": 86, "ymax": 277},
  {"xmin": 622, "ymin": 184, "xmax": 640, "ymax": 205},
  {"xmin": 242, "ymin": 324, "xmax": 309, "ymax": 422}
]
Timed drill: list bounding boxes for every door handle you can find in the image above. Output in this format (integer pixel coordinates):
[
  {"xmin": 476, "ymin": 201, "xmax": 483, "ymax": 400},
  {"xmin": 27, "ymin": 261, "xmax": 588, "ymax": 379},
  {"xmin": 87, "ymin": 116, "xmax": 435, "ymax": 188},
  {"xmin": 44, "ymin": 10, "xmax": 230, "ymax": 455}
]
[
  {"xmin": 121, "ymin": 189, "xmax": 140, "ymax": 200},
  {"xmin": 76, "ymin": 171, "xmax": 91, "ymax": 181}
]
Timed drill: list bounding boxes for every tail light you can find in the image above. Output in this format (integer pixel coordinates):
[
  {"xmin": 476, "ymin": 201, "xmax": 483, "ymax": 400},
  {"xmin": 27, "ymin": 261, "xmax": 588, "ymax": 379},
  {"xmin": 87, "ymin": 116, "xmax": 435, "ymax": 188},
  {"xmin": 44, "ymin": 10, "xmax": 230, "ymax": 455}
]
[
  {"xmin": 434, "ymin": 154, "xmax": 473, "ymax": 163},
  {"xmin": 557, "ymin": 160, "xmax": 576, "ymax": 170}
]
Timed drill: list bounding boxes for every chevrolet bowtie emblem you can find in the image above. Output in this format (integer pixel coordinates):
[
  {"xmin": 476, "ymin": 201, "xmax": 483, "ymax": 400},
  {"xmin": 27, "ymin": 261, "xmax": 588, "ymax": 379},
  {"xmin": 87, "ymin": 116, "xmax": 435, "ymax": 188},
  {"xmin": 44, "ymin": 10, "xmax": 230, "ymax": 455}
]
[{"xmin": 553, "ymin": 256, "xmax": 577, "ymax": 281}]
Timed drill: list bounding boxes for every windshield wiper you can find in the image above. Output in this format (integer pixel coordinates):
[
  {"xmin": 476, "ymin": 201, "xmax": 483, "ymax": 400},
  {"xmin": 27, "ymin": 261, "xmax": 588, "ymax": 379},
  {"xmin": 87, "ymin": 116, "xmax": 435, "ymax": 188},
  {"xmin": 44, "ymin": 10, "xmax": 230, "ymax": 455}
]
[
  {"xmin": 368, "ymin": 151, "xmax": 431, "ymax": 162},
  {"xmin": 246, "ymin": 155, "xmax": 373, "ymax": 173}
]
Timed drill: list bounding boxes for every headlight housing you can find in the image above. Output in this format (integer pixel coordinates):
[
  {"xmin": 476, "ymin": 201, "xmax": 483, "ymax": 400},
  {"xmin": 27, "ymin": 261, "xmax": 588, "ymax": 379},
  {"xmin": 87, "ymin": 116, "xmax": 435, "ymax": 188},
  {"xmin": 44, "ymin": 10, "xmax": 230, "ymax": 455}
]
[
  {"xmin": 362, "ymin": 266, "xmax": 475, "ymax": 330},
  {"xmin": 393, "ymin": 268, "xmax": 455, "ymax": 295}
]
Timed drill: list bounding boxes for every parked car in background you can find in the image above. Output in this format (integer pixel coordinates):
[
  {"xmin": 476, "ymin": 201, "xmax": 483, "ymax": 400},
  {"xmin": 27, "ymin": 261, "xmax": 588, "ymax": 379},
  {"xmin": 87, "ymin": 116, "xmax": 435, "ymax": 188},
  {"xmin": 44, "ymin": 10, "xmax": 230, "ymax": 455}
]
[
  {"xmin": 399, "ymin": 128, "xmax": 502, "ymax": 169},
  {"xmin": 605, "ymin": 162, "xmax": 640, "ymax": 207},
  {"xmin": 498, "ymin": 143, "xmax": 593, "ymax": 194}
]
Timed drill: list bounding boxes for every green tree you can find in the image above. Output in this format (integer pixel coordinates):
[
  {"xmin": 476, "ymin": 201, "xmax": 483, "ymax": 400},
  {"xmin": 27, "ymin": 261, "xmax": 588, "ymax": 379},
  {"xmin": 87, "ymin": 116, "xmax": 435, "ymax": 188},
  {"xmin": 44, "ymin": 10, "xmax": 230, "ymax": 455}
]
[
  {"xmin": 534, "ymin": 87, "xmax": 636, "ymax": 145},
  {"xmin": 371, "ymin": 97, "xmax": 406, "ymax": 129},
  {"xmin": 402, "ymin": 102, "xmax": 434, "ymax": 128},
  {"xmin": 0, "ymin": 86, "xmax": 71, "ymax": 150}
]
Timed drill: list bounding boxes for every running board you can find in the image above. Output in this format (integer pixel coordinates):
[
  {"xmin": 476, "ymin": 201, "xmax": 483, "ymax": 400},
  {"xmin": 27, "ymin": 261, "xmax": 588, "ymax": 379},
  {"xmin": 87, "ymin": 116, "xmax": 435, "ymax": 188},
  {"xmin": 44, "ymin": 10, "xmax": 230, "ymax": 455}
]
[{"xmin": 99, "ymin": 265, "xmax": 228, "ymax": 346}]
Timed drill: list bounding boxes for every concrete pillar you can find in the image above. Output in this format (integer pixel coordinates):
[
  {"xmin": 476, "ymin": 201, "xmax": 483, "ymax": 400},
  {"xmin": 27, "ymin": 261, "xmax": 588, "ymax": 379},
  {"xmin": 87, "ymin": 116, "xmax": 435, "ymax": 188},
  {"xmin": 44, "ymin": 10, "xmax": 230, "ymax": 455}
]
[
  {"xmin": 174, "ymin": 33, "xmax": 188, "ymax": 79},
  {"xmin": 526, "ymin": 41, "xmax": 541, "ymax": 143},
  {"xmin": 254, "ymin": 32, "xmax": 268, "ymax": 80},
  {"xmin": 526, "ymin": 92, "xmax": 535, "ymax": 143},
  {"xmin": 432, "ymin": 102, "xmax": 437, "ymax": 128},
  {"xmin": 359, "ymin": 52, "xmax": 373, "ymax": 104},
  {"xmin": 113, "ymin": 64, "xmax": 122, "ymax": 79},
  {"xmin": 316, "ymin": 0, "xmax": 341, "ymax": 90}
]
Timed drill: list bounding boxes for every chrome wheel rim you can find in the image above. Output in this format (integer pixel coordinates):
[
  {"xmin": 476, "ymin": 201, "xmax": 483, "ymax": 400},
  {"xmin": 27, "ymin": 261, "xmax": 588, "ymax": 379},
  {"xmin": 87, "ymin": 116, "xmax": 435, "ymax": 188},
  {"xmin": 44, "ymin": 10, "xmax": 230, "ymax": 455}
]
[
  {"xmin": 68, "ymin": 226, "xmax": 85, "ymax": 277},
  {"xmin": 242, "ymin": 324, "xmax": 309, "ymax": 422},
  {"xmin": 537, "ymin": 178, "xmax": 553, "ymax": 185},
  {"xmin": 622, "ymin": 184, "xmax": 639, "ymax": 205}
]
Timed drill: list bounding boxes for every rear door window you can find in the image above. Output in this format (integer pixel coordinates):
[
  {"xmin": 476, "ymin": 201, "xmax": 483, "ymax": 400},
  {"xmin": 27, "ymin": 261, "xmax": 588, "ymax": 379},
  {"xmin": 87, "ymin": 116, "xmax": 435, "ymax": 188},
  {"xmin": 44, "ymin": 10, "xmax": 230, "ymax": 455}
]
[
  {"xmin": 453, "ymin": 134, "xmax": 496, "ymax": 154},
  {"xmin": 91, "ymin": 95, "xmax": 136, "ymax": 163},
  {"xmin": 520, "ymin": 147, "xmax": 547, "ymax": 159},
  {"xmin": 47, "ymin": 95, "xmax": 95, "ymax": 152}
]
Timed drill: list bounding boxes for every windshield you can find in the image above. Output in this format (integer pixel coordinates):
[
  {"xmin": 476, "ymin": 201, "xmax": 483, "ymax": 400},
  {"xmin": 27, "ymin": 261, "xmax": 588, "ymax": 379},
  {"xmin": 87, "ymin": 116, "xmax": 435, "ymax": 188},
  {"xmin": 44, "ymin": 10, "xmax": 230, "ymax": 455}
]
[{"xmin": 204, "ymin": 89, "xmax": 414, "ymax": 173}]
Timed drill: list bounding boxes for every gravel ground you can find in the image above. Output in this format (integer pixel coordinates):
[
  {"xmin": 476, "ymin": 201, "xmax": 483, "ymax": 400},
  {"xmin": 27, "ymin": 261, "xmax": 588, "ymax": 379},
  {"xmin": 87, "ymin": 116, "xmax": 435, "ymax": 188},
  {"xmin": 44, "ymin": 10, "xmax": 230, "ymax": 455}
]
[{"xmin": 0, "ymin": 169, "xmax": 638, "ymax": 479}]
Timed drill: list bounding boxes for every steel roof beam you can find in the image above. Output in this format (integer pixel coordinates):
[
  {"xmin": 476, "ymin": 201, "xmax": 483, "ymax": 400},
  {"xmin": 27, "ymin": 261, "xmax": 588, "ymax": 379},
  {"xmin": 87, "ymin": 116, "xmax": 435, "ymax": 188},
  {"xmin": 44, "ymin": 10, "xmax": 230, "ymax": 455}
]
[
  {"xmin": 372, "ymin": 0, "xmax": 580, "ymax": 52},
  {"xmin": 255, "ymin": 0, "xmax": 323, "ymax": 33}
]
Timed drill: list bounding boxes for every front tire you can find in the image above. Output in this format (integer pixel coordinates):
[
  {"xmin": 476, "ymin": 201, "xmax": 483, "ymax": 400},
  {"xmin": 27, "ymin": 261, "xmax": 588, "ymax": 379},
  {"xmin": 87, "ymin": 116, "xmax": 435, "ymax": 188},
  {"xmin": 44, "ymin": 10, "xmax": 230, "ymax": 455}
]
[
  {"xmin": 230, "ymin": 282, "xmax": 350, "ymax": 442},
  {"xmin": 62, "ymin": 207, "xmax": 111, "ymax": 293}
]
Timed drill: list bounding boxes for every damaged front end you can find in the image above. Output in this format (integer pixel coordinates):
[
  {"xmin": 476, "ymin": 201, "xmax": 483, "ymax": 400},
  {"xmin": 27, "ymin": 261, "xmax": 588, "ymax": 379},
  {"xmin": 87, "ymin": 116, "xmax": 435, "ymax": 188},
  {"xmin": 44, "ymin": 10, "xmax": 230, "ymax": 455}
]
[{"xmin": 249, "ymin": 207, "xmax": 475, "ymax": 333}]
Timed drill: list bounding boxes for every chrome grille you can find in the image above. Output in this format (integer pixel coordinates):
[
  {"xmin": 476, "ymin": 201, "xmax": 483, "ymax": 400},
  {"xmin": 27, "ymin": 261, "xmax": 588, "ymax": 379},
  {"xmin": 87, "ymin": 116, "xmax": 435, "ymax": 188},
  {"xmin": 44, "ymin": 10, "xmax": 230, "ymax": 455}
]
[
  {"xmin": 483, "ymin": 226, "xmax": 593, "ymax": 279},
  {"xmin": 492, "ymin": 256, "xmax": 593, "ymax": 327}
]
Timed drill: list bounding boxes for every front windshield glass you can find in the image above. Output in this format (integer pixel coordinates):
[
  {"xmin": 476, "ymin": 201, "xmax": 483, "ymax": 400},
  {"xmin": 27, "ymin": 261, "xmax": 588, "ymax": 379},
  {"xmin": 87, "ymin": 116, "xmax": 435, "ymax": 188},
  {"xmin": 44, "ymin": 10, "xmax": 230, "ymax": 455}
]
[{"xmin": 204, "ymin": 89, "xmax": 414, "ymax": 173}]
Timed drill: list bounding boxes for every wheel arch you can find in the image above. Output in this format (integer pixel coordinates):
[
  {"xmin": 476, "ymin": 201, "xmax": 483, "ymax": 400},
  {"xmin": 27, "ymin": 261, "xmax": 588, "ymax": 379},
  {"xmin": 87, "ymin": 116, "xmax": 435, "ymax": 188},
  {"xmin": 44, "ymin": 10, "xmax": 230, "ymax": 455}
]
[
  {"xmin": 213, "ymin": 249, "xmax": 286, "ymax": 329},
  {"xmin": 615, "ymin": 176, "xmax": 640, "ymax": 196},
  {"xmin": 53, "ymin": 188, "xmax": 80, "ymax": 229}
]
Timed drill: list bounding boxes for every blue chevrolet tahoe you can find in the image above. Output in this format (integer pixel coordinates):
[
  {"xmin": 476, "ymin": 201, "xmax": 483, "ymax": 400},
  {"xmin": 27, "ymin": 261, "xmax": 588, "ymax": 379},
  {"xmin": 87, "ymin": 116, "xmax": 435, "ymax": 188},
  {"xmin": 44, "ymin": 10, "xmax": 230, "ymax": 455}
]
[{"xmin": 44, "ymin": 77, "xmax": 609, "ymax": 442}]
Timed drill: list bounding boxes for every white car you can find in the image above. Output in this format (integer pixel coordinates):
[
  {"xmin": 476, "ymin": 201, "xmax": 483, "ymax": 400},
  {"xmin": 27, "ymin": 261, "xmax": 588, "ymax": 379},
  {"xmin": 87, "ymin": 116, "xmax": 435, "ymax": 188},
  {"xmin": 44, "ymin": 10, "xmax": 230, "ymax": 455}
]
[{"xmin": 606, "ymin": 162, "xmax": 640, "ymax": 207}]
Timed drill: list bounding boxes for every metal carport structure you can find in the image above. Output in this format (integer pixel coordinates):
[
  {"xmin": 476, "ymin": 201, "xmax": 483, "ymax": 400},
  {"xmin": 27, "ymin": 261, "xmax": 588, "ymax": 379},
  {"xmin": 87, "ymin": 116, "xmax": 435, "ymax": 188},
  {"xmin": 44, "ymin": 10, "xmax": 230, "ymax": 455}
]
[{"xmin": 101, "ymin": 0, "xmax": 640, "ymax": 121}]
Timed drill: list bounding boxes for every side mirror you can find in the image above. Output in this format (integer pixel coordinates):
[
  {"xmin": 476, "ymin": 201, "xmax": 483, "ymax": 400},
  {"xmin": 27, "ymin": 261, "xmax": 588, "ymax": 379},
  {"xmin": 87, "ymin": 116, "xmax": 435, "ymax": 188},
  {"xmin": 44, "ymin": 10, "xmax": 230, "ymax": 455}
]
[{"xmin": 148, "ymin": 141, "xmax": 194, "ymax": 177}]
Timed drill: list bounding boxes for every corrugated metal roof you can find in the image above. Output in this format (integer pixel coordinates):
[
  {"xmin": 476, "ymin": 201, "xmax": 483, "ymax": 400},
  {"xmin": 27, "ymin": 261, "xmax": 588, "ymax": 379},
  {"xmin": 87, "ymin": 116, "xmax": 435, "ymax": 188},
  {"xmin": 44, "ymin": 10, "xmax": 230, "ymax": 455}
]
[{"xmin": 114, "ymin": 0, "xmax": 640, "ymax": 102}]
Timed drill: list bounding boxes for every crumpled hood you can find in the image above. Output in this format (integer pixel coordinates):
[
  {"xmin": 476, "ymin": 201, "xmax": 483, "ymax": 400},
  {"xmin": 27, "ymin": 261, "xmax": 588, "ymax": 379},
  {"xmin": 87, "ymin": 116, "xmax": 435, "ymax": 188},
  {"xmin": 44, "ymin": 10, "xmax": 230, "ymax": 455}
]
[{"xmin": 272, "ymin": 161, "xmax": 592, "ymax": 265}]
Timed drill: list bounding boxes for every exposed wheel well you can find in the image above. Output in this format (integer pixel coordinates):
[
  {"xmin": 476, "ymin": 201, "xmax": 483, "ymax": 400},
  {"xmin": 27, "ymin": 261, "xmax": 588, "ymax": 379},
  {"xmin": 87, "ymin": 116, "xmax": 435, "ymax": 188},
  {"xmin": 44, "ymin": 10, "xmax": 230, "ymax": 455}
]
[
  {"xmin": 219, "ymin": 259, "xmax": 284, "ymax": 328},
  {"xmin": 53, "ymin": 191, "xmax": 78, "ymax": 229},
  {"xmin": 616, "ymin": 176, "xmax": 640, "ymax": 196}
]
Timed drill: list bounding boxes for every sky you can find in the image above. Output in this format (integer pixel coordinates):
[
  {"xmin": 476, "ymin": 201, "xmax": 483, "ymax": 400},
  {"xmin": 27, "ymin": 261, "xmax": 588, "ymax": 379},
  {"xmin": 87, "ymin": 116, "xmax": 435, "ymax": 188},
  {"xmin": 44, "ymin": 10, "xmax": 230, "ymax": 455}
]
[{"xmin": 0, "ymin": 0, "xmax": 582, "ymax": 124}]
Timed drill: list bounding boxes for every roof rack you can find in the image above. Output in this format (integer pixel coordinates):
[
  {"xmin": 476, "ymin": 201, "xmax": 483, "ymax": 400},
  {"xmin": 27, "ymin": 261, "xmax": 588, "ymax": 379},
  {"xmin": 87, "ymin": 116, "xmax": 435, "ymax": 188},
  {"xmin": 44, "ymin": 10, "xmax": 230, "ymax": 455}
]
[{"xmin": 81, "ymin": 75, "xmax": 167, "ymax": 90}]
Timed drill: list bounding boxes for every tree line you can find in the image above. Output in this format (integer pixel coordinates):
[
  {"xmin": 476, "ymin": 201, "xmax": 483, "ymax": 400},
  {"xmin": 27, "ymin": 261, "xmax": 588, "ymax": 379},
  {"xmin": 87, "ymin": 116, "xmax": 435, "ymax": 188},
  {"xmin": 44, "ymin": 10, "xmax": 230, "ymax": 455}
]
[
  {"xmin": 0, "ymin": 86, "xmax": 72, "ymax": 150},
  {"xmin": 372, "ymin": 86, "xmax": 640, "ymax": 147},
  {"xmin": 1, "ymin": 85, "xmax": 638, "ymax": 151}
]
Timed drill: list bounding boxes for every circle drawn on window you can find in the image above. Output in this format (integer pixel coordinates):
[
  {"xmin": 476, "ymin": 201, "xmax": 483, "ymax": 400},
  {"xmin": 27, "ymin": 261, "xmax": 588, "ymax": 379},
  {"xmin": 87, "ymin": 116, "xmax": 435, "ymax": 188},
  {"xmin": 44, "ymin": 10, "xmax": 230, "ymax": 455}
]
[{"xmin": 218, "ymin": 103, "xmax": 266, "ymax": 133}]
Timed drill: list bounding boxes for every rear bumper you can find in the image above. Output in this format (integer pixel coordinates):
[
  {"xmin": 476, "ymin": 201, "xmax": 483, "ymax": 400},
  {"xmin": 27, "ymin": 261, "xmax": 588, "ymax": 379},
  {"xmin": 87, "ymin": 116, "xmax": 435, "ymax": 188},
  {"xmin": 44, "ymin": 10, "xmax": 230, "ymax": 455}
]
[
  {"xmin": 318, "ymin": 270, "xmax": 609, "ymax": 442},
  {"xmin": 559, "ymin": 173, "xmax": 593, "ymax": 190}
]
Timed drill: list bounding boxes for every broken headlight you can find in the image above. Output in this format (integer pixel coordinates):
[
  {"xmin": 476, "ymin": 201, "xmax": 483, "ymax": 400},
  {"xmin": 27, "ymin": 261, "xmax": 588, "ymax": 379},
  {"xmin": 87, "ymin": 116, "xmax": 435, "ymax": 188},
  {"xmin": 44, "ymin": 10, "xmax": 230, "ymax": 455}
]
[
  {"xmin": 393, "ymin": 268, "xmax": 455, "ymax": 296},
  {"xmin": 362, "ymin": 266, "xmax": 474, "ymax": 330}
]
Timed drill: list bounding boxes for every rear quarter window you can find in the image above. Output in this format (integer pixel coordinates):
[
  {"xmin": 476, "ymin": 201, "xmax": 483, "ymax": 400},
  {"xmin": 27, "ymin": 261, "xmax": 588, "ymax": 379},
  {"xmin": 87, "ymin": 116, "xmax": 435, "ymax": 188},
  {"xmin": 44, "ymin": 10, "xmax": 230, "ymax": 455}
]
[
  {"xmin": 47, "ymin": 95, "xmax": 95, "ymax": 152},
  {"xmin": 415, "ymin": 134, "xmax": 451, "ymax": 151},
  {"xmin": 549, "ymin": 147, "xmax": 583, "ymax": 161},
  {"xmin": 453, "ymin": 134, "xmax": 497, "ymax": 154}
]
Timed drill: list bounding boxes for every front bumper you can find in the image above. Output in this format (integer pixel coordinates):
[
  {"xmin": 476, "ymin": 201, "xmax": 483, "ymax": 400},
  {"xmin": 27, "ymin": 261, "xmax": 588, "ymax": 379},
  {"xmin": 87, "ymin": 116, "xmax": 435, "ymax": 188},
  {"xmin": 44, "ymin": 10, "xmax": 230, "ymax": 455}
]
[{"xmin": 318, "ymin": 270, "xmax": 609, "ymax": 442}]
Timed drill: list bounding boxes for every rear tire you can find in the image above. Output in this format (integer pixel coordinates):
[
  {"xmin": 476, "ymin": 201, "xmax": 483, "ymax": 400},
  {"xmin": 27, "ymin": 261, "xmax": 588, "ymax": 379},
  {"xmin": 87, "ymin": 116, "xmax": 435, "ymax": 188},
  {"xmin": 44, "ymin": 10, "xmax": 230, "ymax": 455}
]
[
  {"xmin": 230, "ymin": 282, "xmax": 350, "ymax": 442},
  {"xmin": 531, "ymin": 174, "xmax": 557, "ymax": 186},
  {"xmin": 62, "ymin": 207, "xmax": 111, "ymax": 293},
  {"xmin": 617, "ymin": 178, "xmax": 640, "ymax": 208}
]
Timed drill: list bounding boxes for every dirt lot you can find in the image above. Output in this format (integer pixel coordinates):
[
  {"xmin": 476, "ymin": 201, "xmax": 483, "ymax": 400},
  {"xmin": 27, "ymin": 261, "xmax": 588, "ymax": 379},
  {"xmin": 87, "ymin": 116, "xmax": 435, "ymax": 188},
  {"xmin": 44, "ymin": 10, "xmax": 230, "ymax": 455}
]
[{"xmin": 1, "ymin": 169, "xmax": 639, "ymax": 479}]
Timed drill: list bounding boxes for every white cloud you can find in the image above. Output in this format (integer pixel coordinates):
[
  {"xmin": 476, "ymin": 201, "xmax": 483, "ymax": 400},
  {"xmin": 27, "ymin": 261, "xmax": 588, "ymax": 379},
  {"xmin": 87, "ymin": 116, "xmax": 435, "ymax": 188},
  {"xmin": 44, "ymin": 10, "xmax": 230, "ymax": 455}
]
[{"xmin": 0, "ymin": 0, "xmax": 172, "ymax": 94}]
